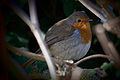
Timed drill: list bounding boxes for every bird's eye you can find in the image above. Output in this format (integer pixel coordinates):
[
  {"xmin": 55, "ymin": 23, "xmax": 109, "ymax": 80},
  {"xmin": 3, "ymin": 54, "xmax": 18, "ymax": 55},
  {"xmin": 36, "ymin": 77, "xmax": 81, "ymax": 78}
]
[{"xmin": 77, "ymin": 19, "xmax": 81, "ymax": 22}]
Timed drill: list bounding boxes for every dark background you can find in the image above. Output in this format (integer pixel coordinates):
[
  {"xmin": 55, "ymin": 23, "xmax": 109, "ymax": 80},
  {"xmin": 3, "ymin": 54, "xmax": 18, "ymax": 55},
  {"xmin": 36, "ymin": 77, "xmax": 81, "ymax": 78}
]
[{"xmin": 1, "ymin": 0, "xmax": 120, "ymax": 80}]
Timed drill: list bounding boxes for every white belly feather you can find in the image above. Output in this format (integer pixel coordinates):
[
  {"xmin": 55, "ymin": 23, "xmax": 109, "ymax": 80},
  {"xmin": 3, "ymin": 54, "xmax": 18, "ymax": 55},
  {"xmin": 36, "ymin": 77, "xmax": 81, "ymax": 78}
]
[{"xmin": 50, "ymin": 29, "xmax": 91, "ymax": 60}]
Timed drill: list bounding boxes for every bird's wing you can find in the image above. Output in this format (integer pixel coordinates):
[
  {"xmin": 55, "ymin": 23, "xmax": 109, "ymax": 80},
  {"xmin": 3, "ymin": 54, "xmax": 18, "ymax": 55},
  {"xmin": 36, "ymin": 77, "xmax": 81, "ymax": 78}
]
[
  {"xmin": 35, "ymin": 19, "xmax": 75, "ymax": 54},
  {"xmin": 45, "ymin": 19, "xmax": 75, "ymax": 47}
]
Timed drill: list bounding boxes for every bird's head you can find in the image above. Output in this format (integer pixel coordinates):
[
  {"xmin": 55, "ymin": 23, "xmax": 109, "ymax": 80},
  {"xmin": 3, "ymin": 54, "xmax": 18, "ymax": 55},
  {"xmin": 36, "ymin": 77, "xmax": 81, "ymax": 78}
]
[{"xmin": 67, "ymin": 11, "xmax": 92, "ymax": 44}]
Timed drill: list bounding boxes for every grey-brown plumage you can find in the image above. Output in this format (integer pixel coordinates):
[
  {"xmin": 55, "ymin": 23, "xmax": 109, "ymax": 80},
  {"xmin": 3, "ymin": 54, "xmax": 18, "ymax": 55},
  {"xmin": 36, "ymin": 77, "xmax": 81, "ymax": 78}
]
[
  {"xmin": 24, "ymin": 11, "xmax": 92, "ymax": 69},
  {"xmin": 36, "ymin": 11, "xmax": 91, "ymax": 60}
]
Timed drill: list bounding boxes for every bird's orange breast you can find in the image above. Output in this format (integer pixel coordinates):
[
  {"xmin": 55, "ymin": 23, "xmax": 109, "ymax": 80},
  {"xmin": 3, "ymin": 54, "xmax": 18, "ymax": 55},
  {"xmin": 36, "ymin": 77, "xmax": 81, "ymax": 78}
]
[
  {"xmin": 71, "ymin": 21, "xmax": 92, "ymax": 44},
  {"xmin": 50, "ymin": 29, "xmax": 91, "ymax": 60}
]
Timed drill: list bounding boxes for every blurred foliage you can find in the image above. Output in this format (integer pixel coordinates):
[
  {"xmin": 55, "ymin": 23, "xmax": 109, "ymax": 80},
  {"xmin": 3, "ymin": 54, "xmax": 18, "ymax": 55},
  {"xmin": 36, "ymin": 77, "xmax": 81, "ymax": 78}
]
[
  {"xmin": 101, "ymin": 62, "xmax": 120, "ymax": 80},
  {"xmin": 2, "ymin": 0, "xmax": 120, "ymax": 80}
]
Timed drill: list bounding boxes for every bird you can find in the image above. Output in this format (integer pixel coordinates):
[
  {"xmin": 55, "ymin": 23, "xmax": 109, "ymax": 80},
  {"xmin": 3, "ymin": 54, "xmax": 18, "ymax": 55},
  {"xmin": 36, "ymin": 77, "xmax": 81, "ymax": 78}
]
[
  {"xmin": 37, "ymin": 11, "xmax": 92, "ymax": 60},
  {"xmin": 23, "ymin": 11, "xmax": 92, "ymax": 68}
]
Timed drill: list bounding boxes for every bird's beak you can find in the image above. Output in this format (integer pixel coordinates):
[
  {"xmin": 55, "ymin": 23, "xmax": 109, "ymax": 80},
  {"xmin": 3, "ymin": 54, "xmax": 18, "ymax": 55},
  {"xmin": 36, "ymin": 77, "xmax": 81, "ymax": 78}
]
[{"xmin": 85, "ymin": 19, "xmax": 93, "ymax": 22}]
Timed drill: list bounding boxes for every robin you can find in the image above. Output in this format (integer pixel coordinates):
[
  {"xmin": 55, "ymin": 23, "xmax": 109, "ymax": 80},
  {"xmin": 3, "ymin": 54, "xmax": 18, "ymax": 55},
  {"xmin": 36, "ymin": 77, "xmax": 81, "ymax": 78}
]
[
  {"xmin": 36, "ymin": 11, "xmax": 92, "ymax": 60},
  {"xmin": 23, "ymin": 11, "xmax": 92, "ymax": 69}
]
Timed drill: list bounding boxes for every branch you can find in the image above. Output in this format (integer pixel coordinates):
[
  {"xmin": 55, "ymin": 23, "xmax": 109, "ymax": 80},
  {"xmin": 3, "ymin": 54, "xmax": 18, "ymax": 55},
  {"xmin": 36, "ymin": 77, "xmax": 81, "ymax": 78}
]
[
  {"xmin": 28, "ymin": 2, "xmax": 56, "ymax": 79},
  {"xmin": 95, "ymin": 24, "xmax": 120, "ymax": 69},
  {"xmin": 75, "ymin": 54, "xmax": 108, "ymax": 65},
  {"xmin": 28, "ymin": 1, "xmax": 56, "ymax": 78},
  {"xmin": 96, "ymin": 0, "xmax": 120, "ymax": 37},
  {"xmin": 103, "ymin": 17, "xmax": 120, "ymax": 38},
  {"xmin": 22, "ymin": 59, "xmax": 35, "ymax": 69},
  {"xmin": 7, "ymin": 44, "xmax": 45, "ymax": 61},
  {"xmin": 7, "ymin": 44, "xmax": 61, "ymax": 66},
  {"xmin": 96, "ymin": 0, "xmax": 115, "ymax": 19},
  {"xmin": 77, "ymin": 0, "xmax": 107, "ymax": 21},
  {"xmin": 7, "ymin": 0, "xmax": 57, "ymax": 79}
]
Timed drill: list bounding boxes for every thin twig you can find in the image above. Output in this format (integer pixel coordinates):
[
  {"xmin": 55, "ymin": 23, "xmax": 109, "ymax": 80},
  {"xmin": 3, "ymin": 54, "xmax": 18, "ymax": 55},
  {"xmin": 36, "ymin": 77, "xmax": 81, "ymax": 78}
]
[
  {"xmin": 7, "ymin": 43, "xmax": 64, "ymax": 67},
  {"xmin": 103, "ymin": 17, "xmax": 120, "ymax": 38},
  {"xmin": 7, "ymin": 44, "xmax": 45, "ymax": 61},
  {"xmin": 96, "ymin": 0, "xmax": 120, "ymax": 37},
  {"xmin": 28, "ymin": 0, "xmax": 57, "ymax": 79},
  {"xmin": 75, "ymin": 54, "xmax": 108, "ymax": 65},
  {"xmin": 107, "ymin": 42, "xmax": 120, "ymax": 69},
  {"xmin": 22, "ymin": 59, "xmax": 35, "ymax": 69},
  {"xmin": 95, "ymin": 24, "xmax": 120, "ymax": 69},
  {"xmin": 78, "ymin": 0, "xmax": 107, "ymax": 21},
  {"xmin": 7, "ymin": 0, "xmax": 57, "ymax": 79},
  {"xmin": 96, "ymin": 0, "xmax": 115, "ymax": 19}
]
